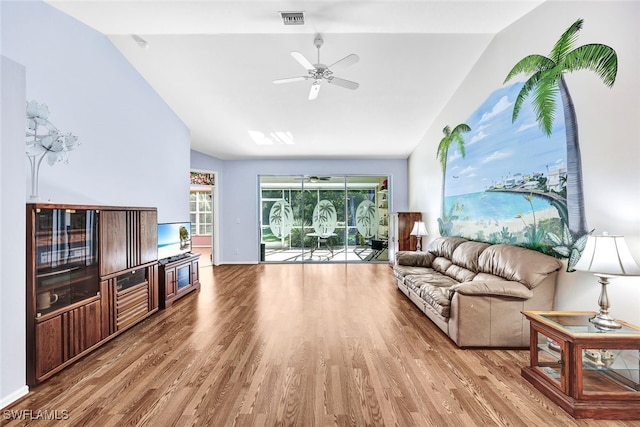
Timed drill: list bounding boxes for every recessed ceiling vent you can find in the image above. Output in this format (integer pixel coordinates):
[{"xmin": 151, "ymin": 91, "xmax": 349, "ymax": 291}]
[{"xmin": 280, "ymin": 11, "xmax": 304, "ymax": 26}]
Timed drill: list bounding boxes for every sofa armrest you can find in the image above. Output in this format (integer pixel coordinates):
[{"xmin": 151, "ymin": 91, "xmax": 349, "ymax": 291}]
[
  {"xmin": 396, "ymin": 250, "xmax": 435, "ymax": 267},
  {"xmin": 450, "ymin": 280, "xmax": 533, "ymax": 299}
]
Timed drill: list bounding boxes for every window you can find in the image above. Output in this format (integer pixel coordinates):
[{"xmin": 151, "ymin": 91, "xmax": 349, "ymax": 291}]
[{"xmin": 189, "ymin": 191, "xmax": 212, "ymax": 236}]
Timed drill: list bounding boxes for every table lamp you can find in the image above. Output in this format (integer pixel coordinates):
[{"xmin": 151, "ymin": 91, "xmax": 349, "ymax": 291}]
[
  {"xmin": 410, "ymin": 221, "xmax": 428, "ymax": 252},
  {"xmin": 573, "ymin": 233, "xmax": 640, "ymax": 331}
]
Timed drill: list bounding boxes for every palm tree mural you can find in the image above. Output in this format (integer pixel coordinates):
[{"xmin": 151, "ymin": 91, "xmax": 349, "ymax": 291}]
[
  {"xmin": 436, "ymin": 124, "xmax": 470, "ymax": 235},
  {"xmin": 504, "ymin": 18, "xmax": 617, "ymax": 238}
]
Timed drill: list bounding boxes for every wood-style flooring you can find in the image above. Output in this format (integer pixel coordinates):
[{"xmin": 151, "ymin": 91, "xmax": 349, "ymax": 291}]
[{"xmin": 4, "ymin": 263, "xmax": 639, "ymax": 426}]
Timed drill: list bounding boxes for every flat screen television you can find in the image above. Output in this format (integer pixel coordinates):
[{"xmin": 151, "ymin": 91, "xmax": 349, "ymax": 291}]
[{"xmin": 157, "ymin": 222, "xmax": 192, "ymax": 260}]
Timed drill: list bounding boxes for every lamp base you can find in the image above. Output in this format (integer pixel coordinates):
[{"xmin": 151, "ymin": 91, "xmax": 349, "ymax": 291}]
[
  {"xmin": 589, "ymin": 275, "xmax": 622, "ymax": 331},
  {"xmin": 590, "ymin": 313, "xmax": 622, "ymax": 331}
]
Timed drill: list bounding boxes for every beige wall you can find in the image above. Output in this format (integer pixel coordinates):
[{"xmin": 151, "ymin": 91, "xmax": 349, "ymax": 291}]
[{"xmin": 408, "ymin": 1, "xmax": 640, "ymax": 324}]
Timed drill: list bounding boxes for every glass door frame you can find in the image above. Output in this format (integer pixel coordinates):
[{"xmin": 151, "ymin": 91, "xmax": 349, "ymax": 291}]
[{"xmin": 259, "ymin": 175, "xmax": 390, "ymax": 263}]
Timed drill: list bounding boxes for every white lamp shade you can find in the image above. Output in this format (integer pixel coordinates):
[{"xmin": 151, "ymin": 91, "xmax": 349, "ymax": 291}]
[
  {"xmin": 410, "ymin": 221, "xmax": 428, "ymax": 237},
  {"xmin": 574, "ymin": 234, "xmax": 640, "ymax": 276}
]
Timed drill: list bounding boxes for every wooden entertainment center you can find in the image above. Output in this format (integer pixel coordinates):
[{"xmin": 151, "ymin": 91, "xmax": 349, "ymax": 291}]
[
  {"xmin": 158, "ymin": 253, "xmax": 200, "ymax": 308},
  {"xmin": 26, "ymin": 203, "xmax": 159, "ymax": 385}
]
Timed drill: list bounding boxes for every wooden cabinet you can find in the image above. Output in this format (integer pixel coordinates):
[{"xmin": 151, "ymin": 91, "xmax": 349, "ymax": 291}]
[
  {"xmin": 522, "ymin": 311, "xmax": 640, "ymax": 419},
  {"xmin": 388, "ymin": 212, "xmax": 422, "ymax": 263},
  {"xmin": 158, "ymin": 253, "xmax": 200, "ymax": 308},
  {"xmin": 27, "ymin": 203, "xmax": 158, "ymax": 385}
]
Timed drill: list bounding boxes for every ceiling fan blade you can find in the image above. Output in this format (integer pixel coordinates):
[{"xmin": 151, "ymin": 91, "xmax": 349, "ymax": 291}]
[
  {"xmin": 328, "ymin": 54, "xmax": 359, "ymax": 70},
  {"xmin": 273, "ymin": 76, "xmax": 308, "ymax": 84},
  {"xmin": 308, "ymin": 82, "xmax": 321, "ymax": 100},
  {"xmin": 327, "ymin": 76, "xmax": 359, "ymax": 90},
  {"xmin": 291, "ymin": 51, "xmax": 315, "ymax": 70}
]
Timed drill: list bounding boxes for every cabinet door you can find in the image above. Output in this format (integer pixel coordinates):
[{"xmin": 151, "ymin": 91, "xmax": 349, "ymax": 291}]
[
  {"xmin": 63, "ymin": 299, "xmax": 102, "ymax": 359},
  {"xmin": 100, "ymin": 210, "xmax": 128, "ymax": 275},
  {"xmin": 139, "ymin": 210, "xmax": 158, "ymax": 265},
  {"xmin": 176, "ymin": 263, "xmax": 192, "ymax": 292},
  {"xmin": 165, "ymin": 268, "xmax": 176, "ymax": 299},
  {"xmin": 100, "ymin": 209, "xmax": 158, "ymax": 275},
  {"xmin": 191, "ymin": 258, "xmax": 200, "ymax": 286},
  {"xmin": 35, "ymin": 316, "xmax": 64, "ymax": 379}
]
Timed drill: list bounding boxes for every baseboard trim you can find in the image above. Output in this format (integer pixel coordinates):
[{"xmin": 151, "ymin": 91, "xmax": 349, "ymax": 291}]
[
  {"xmin": 222, "ymin": 261, "xmax": 260, "ymax": 265},
  {"xmin": 0, "ymin": 385, "xmax": 29, "ymax": 410}
]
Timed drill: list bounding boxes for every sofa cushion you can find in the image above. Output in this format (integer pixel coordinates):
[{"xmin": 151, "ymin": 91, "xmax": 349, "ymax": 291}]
[
  {"xmin": 402, "ymin": 274, "xmax": 427, "ymax": 294},
  {"xmin": 394, "ymin": 265, "xmax": 433, "ymax": 282},
  {"xmin": 406, "ymin": 272, "xmax": 459, "ymax": 289},
  {"xmin": 472, "ymin": 272, "xmax": 504, "ymax": 282},
  {"xmin": 405, "ymin": 273, "xmax": 459, "ymax": 318},
  {"xmin": 420, "ymin": 285, "xmax": 452, "ymax": 318},
  {"xmin": 427, "ymin": 237, "xmax": 469, "ymax": 259},
  {"xmin": 477, "ymin": 244, "xmax": 563, "ymax": 289},
  {"xmin": 396, "ymin": 251, "xmax": 434, "ymax": 267},
  {"xmin": 444, "ymin": 264, "xmax": 477, "ymax": 283},
  {"xmin": 432, "ymin": 257, "xmax": 453, "ymax": 274},
  {"xmin": 451, "ymin": 241, "xmax": 491, "ymax": 272},
  {"xmin": 451, "ymin": 280, "xmax": 534, "ymax": 299}
]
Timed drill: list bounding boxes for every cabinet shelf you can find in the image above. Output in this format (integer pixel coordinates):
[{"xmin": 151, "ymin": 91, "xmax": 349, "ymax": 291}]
[{"xmin": 36, "ymin": 265, "xmax": 98, "ymax": 291}]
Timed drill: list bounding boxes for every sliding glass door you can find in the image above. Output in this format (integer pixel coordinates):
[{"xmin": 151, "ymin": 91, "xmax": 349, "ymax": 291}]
[{"xmin": 259, "ymin": 175, "xmax": 390, "ymax": 263}]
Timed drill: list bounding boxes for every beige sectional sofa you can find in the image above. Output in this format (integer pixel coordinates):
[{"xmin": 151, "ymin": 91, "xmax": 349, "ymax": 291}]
[{"xmin": 393, "ymin": 236, "xmax": 563, "ymax": 348}]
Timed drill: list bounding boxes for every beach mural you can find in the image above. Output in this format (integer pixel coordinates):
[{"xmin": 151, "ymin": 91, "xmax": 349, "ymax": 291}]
[
  {"xmin": 440, "ymin": 83, "xmax": 568, "ymax": 252},
  {"xmin": 438, "ymin": 18, "xmax": 618, "ymax": 270}
]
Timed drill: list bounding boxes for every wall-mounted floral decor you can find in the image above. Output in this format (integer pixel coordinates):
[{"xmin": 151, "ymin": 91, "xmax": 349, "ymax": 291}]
[
  {"xmin": 438, "ymin": 18, "xmax": 617, "ymax": 270},
  {"xmin": 26, "ymin": 101, "xmax": 79, "ymax": 200}
]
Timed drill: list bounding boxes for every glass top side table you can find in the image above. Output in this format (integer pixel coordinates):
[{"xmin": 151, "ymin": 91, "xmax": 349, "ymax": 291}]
[{"xmin": 522, "ymin": 310, "xmax": 640, "ymax": 420}]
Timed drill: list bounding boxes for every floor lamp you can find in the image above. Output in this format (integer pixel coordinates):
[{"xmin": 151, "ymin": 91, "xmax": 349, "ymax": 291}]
[{"xmin": 410, "ymin": 221, "xmax": 428, "ymax": 252}]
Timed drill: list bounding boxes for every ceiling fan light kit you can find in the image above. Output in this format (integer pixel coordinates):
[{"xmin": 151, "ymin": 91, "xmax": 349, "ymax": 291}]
[{"xmin": 273, "ymin": 35, "xmax": 359, "ymax": 100}]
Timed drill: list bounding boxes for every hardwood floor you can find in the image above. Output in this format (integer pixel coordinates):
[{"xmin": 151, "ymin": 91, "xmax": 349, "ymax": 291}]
[{"xmin": 5, "ymin": 263, "xmax": 639, "ymax": 426}]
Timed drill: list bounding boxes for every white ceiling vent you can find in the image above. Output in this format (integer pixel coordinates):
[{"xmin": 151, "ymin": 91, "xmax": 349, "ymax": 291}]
[{"xmin": 280, "ymin": 12, "xmax": 304, "ymax": 26}]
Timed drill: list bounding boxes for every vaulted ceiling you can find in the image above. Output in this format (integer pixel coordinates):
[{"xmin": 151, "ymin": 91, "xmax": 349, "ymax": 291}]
[{"xmin": 46, "ymin": 1, "xmax": 545, "ymax": 160}]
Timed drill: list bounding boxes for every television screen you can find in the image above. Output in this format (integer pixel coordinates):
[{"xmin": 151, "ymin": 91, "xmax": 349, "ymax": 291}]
[{"xmin": 157, "ymin": 222, "xmax": 192, "ymax": 260}]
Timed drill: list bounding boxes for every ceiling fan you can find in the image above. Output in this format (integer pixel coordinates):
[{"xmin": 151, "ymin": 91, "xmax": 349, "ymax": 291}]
[
  {"xmin": 305, "ymin": 175, "xmax": 331, "ymax": 183},
  {"xmin": 273, "ymin": 35, "xmax": 359, "ymax": 100}
]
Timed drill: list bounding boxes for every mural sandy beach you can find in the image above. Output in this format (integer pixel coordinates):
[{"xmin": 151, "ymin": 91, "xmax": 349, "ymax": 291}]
[{"xmin": 451, "ymin": 207, "xmax": 558, "ymax": 239}]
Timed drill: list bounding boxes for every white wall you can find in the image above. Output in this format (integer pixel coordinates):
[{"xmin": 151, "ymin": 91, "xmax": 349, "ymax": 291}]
[
  {"xmin": 0, "ymin": 0, "xmax": 191, "ymax": 406},
  {"xmin": 408, "ymin": 1, "xmax": 640, "ymax": 324},
  {"xmin": 191, "ymin": 150, "xmax": 409, "ymax": 263},
  {"xmin": 0, "ymin": 56, "xmax": 29, "ymax": 409},
  {"xmin": 2, "ymin": 1, "xmax": 191, "ymax": 220}
]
